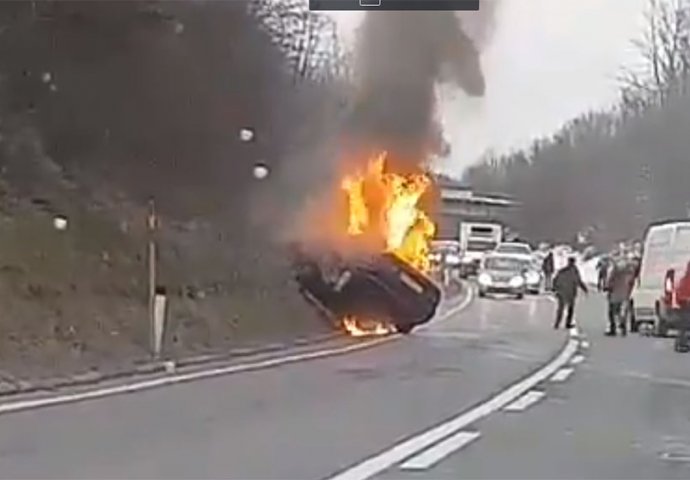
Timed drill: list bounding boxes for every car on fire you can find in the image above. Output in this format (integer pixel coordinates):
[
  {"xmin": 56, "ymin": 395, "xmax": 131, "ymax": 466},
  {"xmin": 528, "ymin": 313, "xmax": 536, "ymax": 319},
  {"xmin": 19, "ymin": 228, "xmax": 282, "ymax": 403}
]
[
  {"xmin": 477, "ymin": 253, "xmax": 535, "ymax": 299},
  {"xmin": 290, "ymin": 245, "xmax": 441, "ymax": 335}
]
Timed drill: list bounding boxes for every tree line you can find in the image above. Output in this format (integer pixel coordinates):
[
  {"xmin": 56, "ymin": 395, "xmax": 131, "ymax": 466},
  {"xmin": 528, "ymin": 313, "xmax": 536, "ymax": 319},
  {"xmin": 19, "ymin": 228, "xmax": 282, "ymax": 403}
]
[{"xmin": 462, "ymin": 0, "xmax": 690, "ymax": 247}]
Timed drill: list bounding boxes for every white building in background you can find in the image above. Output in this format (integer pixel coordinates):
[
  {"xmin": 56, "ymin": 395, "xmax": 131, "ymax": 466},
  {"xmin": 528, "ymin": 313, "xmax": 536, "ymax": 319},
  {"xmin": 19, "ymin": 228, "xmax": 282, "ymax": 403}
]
[{"xmin": 434, "ymin": 175, "xmax": 520, "ymax": 241}]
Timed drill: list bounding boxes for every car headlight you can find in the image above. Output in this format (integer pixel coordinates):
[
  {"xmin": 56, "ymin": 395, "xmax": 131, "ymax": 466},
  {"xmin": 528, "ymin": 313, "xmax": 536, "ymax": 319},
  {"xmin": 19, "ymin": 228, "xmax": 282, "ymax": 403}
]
[
  {"xmin": 478, "ymin": 273, "xmax": 492, "ymax": 285},
  {"xmin": 525, "ymin": 271, "xmax": 540, "ymax": 284},
  {"xmin": 509, "ymin": 276, "xmax": 525, "ymax": 288}
]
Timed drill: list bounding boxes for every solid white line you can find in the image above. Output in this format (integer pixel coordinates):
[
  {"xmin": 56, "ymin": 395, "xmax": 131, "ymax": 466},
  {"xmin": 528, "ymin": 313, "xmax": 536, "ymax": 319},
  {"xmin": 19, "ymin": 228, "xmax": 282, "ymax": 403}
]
[
  {"xmin": 324, "ymin": 338, "xmax": 578, "ymax": 480},
  {"xmin": 503, "ymin": 390, "xmax": 545, "ymax": 412},
  {"xmin": 430, "ymin": 282, "xmax": 475, "ymax": 326},
  {"xmin": 550, "ymin": 367, "xmax": 574, "ymax": 382},
  {"xmin": 0, "ymin": 281, "xmax": 477, "ymax": 416},
  {"xmin": 399, "ymin": 431, "xmax": 481, "ymax": 470},
  {"xmin": 570, "ymin": 354, "xmax": 585, "ymax": 365},
  {"xmin": 0, "ymin": 336, "xmax": 394, "ymax": 416}
]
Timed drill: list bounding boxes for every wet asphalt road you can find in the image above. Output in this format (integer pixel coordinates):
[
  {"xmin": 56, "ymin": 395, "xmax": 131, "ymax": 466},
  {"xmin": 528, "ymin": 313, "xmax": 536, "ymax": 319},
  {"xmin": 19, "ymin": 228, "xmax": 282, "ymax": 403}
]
[
  {"xmin": 380, "ymin": 293, "xmax": 690, "ymax": 480},
  {"xmin": 0, "ymin": 288, "xmax": 686, "ymax": 479}
]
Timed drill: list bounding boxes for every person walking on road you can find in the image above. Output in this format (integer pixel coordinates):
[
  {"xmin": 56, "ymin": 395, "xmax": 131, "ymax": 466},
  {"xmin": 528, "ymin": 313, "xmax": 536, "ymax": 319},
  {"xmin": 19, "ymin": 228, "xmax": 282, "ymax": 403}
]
[
  {"xmin": 542, "ymin": 251, "xmax": 555, "ymax": 291},
  {"xmin": 553, "ymin": 257, "xmax": 589, "ymax": 329},
  {"xmin": 596, "ymin": 255, "xmax": 610, "ymax": 292},
  {"xmin": 604, "ymin": 259, "xmax": 636, "ymax": 336}
]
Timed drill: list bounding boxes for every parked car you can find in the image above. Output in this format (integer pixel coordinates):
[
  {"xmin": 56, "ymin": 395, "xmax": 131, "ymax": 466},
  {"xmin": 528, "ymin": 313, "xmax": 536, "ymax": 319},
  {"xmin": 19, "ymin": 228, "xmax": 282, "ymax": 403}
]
[{"xmin": 477, "ymin": 253, "xmax": 531, "ymax": 299}]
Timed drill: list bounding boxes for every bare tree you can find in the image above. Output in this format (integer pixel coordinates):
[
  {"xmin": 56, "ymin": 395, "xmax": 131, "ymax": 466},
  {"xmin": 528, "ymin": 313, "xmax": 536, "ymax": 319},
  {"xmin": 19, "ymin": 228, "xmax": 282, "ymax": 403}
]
[
  {"xmin": 248, "ymin": 0, "xmax": 348, "ymax": 83},
  {"xmin": 620, "ymin": 0, "xmax": 690, "ymax": 109}
]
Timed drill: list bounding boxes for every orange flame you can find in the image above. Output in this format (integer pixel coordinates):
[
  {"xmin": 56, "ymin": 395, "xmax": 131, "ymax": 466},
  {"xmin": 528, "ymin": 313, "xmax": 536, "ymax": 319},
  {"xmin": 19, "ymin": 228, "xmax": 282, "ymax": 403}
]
[
  {"xmin": 341, "ymin": 152, "xmax": 436, "ymax": 273},
  {"xmin": 342, "ymin": 316, "xmax": 397, "ymax": 337}
]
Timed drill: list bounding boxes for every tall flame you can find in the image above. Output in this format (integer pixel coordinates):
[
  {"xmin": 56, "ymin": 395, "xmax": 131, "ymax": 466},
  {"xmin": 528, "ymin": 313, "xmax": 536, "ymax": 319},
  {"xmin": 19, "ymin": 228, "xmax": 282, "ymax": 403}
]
[{"xmin": 341, "ymin": 151, "xmax": 436, "ymax": 273}]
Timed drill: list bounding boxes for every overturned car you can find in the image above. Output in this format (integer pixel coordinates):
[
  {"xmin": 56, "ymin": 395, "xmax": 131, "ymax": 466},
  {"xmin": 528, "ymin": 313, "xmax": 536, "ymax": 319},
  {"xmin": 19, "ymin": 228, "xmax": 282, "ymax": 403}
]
[{"xmin": 291, "ymin": 245, "xmax": 441, "ymax": 334}]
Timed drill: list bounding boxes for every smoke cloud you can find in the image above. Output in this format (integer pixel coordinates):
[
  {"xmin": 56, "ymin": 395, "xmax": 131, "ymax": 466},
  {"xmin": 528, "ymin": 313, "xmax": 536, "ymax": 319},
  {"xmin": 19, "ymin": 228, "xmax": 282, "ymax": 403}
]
[{"xmin": 345, "ymin": 2, "xmax": 499, "ymax": 168}]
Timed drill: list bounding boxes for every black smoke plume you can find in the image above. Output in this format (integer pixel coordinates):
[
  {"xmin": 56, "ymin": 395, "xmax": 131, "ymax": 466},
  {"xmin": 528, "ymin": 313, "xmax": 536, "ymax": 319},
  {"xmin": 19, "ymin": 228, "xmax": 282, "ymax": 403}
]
[{"xmin": 345, "ymin": 6, "xmax": 494, "ymax": 168}]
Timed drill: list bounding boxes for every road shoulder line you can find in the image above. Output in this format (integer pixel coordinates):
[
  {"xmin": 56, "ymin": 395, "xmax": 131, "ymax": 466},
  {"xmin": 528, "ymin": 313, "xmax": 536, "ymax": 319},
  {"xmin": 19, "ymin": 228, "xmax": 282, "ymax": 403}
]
[{"xmin": 0, "ymin": 281, "xmax": 476, "ymax": 416}]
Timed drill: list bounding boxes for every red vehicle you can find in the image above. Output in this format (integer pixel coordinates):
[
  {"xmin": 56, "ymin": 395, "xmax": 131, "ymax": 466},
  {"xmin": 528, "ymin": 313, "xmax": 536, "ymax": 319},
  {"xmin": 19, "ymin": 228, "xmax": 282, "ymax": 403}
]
[{"xmin": 661, "ymin": 263, "xmax": 690, "ymax": 350}]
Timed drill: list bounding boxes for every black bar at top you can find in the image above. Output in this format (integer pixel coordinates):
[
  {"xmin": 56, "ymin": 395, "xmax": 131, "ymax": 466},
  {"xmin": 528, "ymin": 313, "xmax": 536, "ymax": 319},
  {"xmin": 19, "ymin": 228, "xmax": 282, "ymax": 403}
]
[{"xmin": 309, "ymin": 0, "xmax": 480, "ymax": 11}]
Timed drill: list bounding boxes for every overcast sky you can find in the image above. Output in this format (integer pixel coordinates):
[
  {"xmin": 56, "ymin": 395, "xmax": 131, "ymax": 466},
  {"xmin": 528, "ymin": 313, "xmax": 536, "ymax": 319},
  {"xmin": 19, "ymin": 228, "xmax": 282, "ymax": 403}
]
[{"xmin": 328, "ymin": 0, "xmax": 649, "ymax": 177}]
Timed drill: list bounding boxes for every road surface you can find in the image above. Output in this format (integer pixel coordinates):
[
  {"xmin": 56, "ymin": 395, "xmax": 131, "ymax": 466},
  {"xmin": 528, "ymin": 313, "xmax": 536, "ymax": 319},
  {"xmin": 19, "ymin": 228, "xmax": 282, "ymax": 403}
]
[{"xmin": 0, "ymin": 288, "xmax": 687, "ymax": 479}]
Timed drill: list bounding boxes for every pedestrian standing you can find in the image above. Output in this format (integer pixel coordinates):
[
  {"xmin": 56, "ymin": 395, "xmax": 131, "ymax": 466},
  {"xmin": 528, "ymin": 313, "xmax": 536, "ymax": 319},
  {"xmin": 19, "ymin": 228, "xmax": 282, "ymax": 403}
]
[
  {"xmin": 553, "ymin": 257, "xmax": 589, "ymax": 329},
  {"xmin": 604, "ymin": 260, "xmax": 636, "ymax": 336},
  {"xmin": 542, "ymin": 251, "xmax": 555, "ymax": 291}
]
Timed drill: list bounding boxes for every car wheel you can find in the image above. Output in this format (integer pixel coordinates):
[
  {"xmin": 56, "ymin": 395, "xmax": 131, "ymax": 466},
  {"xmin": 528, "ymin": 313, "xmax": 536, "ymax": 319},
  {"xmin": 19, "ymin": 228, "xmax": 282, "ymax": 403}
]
[
  {"xmin": 516, "ymin": 293, "xmax": 524, "ymax": 300},
  {"xmin": 478, "ymin": 291, "xmax": 487, "ymax": 298}
]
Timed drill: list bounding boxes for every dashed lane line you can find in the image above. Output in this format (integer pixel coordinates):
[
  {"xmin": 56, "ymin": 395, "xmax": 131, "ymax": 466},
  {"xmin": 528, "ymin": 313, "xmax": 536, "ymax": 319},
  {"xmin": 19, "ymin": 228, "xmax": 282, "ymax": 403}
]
[
  {"xmin": 570, "ymin": 354, "xmax": 585, "ymax": 365},
  {"xmin": 503, "ymin": 390, "xmax": 546, "ymax": 412},
  {"xmin": 399, "ymin": 431, "xmax": 481, "ymax": 471},
  {"xmin": 324, "ymin": 337, "xmax": 578, "ymax": 480},
  {"xmin": 550, "ymin": 367, "xmax": 575, "ymax": 382}
]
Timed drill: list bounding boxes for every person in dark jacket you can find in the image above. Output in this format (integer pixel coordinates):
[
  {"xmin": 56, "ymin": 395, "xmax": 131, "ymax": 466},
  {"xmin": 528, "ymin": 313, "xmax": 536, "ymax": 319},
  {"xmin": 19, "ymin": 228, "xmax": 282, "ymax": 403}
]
[
  {"xmin": 542, "ymin": 251, "xmax": 555, "ymax": 291},
  {"xmin": 596, "ymin": 256, "xmax": 610, "ymax": 292},
  {"xmin": 553, "ymin": 257, "xmax": 589, "ymax": 329},
  {"xmin": 604, "ymin": 260, "xmax": 636, "ymax": 336}
]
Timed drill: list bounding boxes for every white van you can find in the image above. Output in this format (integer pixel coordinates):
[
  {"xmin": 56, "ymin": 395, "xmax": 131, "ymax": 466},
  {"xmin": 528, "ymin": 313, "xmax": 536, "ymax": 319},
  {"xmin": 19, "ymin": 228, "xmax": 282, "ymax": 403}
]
[
  {"xmin": 632, "ymin": 220, "xmax": 690, "ymax": 335},
  {"xmin": 458, "ymin": 222, "xmax": 502, "ymax": 277}
]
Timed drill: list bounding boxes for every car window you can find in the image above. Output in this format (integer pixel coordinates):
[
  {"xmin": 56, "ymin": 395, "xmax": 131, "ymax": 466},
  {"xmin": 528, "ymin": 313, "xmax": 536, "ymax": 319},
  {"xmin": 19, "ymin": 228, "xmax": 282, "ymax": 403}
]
[
  {"xmin": 484, "ymin": 257, "xmax": 525, "ymax": 271},
  {"xmin": 468, "ymin": 240, "xmax": 497, "ymax": 251},
  {"xmin": 496, "ymin": 244, "xmax": 531, "ymax": 255}
]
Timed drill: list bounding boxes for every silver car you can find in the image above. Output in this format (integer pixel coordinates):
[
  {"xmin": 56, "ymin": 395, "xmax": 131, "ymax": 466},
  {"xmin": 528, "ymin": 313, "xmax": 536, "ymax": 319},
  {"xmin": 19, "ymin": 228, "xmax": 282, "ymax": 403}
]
[{"xmin": 477, "ymin": 254, "xmax": 533, "ymax": 299}]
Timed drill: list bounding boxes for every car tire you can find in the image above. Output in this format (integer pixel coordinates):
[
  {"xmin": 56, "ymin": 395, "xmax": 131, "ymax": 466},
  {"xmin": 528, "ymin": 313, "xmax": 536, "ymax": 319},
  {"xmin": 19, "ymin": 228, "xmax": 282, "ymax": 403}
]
[
  {"xmin": 478, "ymin": 291, "xmax": 487, "ymax": 298},
  {"xmin": 516, "ymin": 293, "xmax": 524, "ymax": 300}
]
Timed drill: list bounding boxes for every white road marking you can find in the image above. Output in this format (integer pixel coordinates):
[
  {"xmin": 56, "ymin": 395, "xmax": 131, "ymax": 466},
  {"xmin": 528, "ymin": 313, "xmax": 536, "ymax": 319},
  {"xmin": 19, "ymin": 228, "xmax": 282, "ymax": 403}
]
[
  {"xmin": 550, "ymin": 367, "xmax": 574, "ymax": 382},
  {"xmin": 324, "ymin": 338, "xmax": 578, "ymax": 480},
  {"xmin": 569, "ymin": 326, "xmax": 580, "ymax": 338},
  {"xmin": 570, "ymin": 354, "xmax": 585, "ymax": 365},
  {"xmin": 0, "ymin": 281, "xmax": 476, "ymax": 416},
  {"xmin": 503, "ymin": 390, "xmax": 546, "ymax": 412},
  {"xmin": 0, "ymin": 337, "xmax": 395, "ymax": 416},
  {"xmin": 414, "ymin": 331, "xmax": 483, "ymax": 340},
  {"xmin": 399, "ymin": 431, "xmax": 481, "ymax": 470},
  {"xmin": 581, "ymin": 340, "xmax": 590, "ymax": 349},
  {"xmin": 425, "ymin": 282, "xmax": 475, "ymax": 328}
]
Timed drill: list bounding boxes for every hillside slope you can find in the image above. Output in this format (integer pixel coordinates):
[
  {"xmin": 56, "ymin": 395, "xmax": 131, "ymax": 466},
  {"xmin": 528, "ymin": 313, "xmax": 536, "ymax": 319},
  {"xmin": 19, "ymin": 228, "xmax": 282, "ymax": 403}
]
[{"xmin": 0, "ymin": 1, "xmax": 342, "ymax": 380}]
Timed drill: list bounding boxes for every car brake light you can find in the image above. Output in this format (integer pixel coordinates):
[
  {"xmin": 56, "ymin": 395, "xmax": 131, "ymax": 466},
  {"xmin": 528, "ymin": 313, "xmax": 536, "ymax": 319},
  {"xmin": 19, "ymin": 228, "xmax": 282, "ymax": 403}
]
[{"xmin": 664, "ymin": 269, "xmax": 677, "ymax": 307}]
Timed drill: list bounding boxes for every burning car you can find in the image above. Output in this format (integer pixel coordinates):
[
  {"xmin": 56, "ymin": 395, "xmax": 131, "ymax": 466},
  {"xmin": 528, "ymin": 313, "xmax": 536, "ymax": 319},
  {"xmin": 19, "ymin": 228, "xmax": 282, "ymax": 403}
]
[
  {"xmin": 292, "ymin": 151, "xmax": 442, "ymax": 336},
  {"xmin": 292, "ymin": 246, "xmax": 441, "ymax": 334}
]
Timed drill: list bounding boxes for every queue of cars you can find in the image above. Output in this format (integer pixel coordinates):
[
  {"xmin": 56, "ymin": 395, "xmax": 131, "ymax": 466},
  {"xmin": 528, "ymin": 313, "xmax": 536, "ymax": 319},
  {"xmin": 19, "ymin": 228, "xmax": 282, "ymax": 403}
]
[{"xmin": 430, "ymin": 239, "xmax": 545, "ymax": 300}]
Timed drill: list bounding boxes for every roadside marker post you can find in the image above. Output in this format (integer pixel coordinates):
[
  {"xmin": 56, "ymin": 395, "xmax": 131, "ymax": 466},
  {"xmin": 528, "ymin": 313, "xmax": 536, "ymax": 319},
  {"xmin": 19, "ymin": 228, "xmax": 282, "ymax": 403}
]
[{"xmin": 147, "ymin": 199, "xmax": 163, "ymax": 359}]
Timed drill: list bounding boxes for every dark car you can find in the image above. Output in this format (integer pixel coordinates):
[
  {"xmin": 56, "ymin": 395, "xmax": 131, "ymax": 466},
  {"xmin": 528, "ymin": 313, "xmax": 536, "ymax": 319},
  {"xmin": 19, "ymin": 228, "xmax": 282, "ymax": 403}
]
[{"xmin": 291, "ymin": 246, "xmax": 441, "ymax": 334}]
